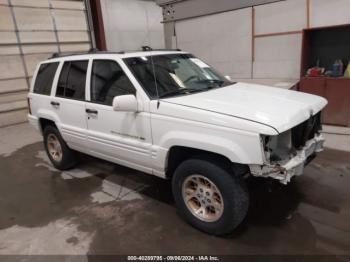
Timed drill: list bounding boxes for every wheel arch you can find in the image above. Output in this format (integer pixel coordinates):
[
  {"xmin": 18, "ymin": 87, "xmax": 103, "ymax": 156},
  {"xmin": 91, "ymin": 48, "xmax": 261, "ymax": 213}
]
[
  {"xmin": 38, "ymin": 118, "xmax": 57, "ymax": 134},
  {"xmin": 36, "ymin": 107, "xmax": 62, "ymax": 133},
  {"xmin": 165, "ymin": 146, "xmax": 249, "ymax": 179}
]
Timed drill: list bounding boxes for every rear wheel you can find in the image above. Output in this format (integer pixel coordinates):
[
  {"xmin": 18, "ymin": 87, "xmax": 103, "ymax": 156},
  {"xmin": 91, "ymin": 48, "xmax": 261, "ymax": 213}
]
[
  {"xmin": 172, "ymin": 158, "xmax": 249, "ymax": 235},
  {"xmin": 43, "ymin": 125, "xmax": 77, "ymax": 170}
]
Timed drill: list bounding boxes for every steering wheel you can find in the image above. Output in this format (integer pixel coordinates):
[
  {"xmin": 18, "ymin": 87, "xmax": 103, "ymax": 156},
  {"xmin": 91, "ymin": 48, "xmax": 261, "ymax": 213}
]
[{"xmin": 183, "ymin": 75, "xmax": 200, "ymax": 84}]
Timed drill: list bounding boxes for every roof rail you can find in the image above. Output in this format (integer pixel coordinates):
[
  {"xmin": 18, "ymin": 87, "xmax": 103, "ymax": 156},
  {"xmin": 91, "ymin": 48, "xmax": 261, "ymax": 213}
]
[
  {"xmin": 141, "ymin": 46, "xmax": 181, "ymax": 52},
  {"xmin": 48, "ymin": 50, "xmax": 125, "ymax": 59},
  {"xmin": 48, "ymin": 47, "xmax": 182, "ymax": 59}
]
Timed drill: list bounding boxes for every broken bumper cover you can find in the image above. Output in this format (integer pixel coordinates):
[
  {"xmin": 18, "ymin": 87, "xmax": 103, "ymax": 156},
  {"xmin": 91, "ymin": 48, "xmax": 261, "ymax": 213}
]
[{"xmin": 249, "ymin": 134, "xmax": 325, "ymax": 184}]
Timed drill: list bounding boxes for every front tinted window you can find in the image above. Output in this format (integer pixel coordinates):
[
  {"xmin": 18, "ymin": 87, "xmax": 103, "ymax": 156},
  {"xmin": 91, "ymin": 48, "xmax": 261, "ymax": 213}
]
[
  {"xmin": 56, "ymin": 60, "xmax": 88, "ymax": 100},
  {"xmin": 33, "ymin": 62, "xmax": 59, "ymax": 95},
  {"xmin": 90, "ymin": 60, "xmax": 136, "ymax": 105},
  {"xmin": 124, "ymin": 54, "xmax": 232, "ymax": 99}
]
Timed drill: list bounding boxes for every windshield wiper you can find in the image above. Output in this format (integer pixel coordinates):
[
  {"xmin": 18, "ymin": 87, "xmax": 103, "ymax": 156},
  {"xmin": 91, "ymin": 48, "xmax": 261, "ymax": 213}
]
[
  {"xmin": 198, "ymin": 79, "xmax": 225, "ymax": 87},
  {"xmin": 159, "ymin": 88, "xmax": 200, "ymax": 98}
]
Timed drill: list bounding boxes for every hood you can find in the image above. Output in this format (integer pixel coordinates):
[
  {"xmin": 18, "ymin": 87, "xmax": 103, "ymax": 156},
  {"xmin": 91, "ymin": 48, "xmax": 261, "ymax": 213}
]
[{"xmin": 162, "ymin": 82, "xmax": 328, "ymax": 134}]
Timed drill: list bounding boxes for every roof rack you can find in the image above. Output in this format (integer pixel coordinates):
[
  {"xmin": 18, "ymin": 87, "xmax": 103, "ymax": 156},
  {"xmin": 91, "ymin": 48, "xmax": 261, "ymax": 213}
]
[
  {"xmin": 48, "ymin": 46, "xmax": 182, "ymax": 59},
  {"xmin": 141, "ymin": 46, "xmax": 181, "ymax": 52},
  {"xmin": 48, "ymin": 50, "xmax": 125, "ymax": 59}
]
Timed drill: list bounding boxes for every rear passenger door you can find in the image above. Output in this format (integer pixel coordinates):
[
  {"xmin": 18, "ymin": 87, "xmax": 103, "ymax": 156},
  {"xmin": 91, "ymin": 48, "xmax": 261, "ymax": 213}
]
[
  {"xmin": 51, "ymin": 60, "xmax": 88, "ymax": 150},
  {"xmin": 29, "ymin": 62, "xmax": 60, "ymax": 118}
]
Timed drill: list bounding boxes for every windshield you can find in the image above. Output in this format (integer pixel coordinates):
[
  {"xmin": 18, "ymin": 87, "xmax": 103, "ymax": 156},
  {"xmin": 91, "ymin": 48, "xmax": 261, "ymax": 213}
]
[{"xmin": 124, "ymin": 54, "xmax": 234, "ymax": 99}]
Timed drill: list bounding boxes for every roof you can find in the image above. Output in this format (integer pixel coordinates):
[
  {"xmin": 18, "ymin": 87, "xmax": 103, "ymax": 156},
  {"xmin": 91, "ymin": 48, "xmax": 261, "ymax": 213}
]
[{"xmin": 43, "ymin": 50, "xmax": 188, "ymax": 64}]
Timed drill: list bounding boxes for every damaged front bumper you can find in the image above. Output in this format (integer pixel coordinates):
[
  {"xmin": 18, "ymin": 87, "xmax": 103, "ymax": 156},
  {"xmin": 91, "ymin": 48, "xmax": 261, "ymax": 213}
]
[{"xmin": 249, "ymin": 134, "xmax": 325, "ymax": 184}]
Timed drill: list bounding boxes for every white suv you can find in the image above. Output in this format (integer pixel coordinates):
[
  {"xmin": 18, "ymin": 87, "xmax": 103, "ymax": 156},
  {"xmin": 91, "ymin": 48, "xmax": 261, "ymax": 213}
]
[{"xmin": 28, "ymin": 50, "xmax": 327, "ymax": 235}]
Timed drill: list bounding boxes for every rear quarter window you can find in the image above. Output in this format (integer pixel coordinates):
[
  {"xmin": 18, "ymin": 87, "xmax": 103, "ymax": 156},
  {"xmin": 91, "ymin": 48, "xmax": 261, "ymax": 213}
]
[{"xmin": 33, "ymin": 62, "xmax": 59, "ymax": 95}]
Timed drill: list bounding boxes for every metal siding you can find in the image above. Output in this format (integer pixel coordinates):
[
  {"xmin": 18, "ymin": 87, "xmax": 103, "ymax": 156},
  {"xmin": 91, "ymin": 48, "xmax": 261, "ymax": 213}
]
[
  {"xmin": 157, "ymin": 0, "xmax": 285, "ymax": 22},
  {"xmin": 175, "ymin": 8, "xmax": 252, "ymax": 79},
  {"xmin": 100, "ymin": 0, "xmax": 164, "ymax": 52}
]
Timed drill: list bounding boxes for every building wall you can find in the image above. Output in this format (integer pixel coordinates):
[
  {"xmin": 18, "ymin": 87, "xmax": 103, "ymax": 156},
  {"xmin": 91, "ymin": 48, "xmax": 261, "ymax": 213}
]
[
  {"xmin": 0, "ymin": 0, "xmax": 91, "ymax": 127},
  {"xmin": 176, "ymin": 8, "xmax": 252, "ymax": 79},
  {"xmin": 174, "ymin": 0, "xmax": 350, "ymax": 80},
  {"xmin": 100, "ymin": 0, "xmax": 164, "ymax": 52}
]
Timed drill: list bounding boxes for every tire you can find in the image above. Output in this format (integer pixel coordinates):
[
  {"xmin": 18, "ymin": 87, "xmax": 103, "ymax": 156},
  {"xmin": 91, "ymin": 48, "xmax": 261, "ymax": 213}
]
[
  {"xmin": 172, "ymin": 158, "xmax": 249, "ymax": 236},
  {"xmin": 43, "ymin": 125, "xmax": 77, "ymax": 170}
]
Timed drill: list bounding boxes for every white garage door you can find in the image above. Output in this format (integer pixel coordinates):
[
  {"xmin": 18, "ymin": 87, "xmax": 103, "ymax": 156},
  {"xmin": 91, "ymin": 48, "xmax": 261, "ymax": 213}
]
[{"xmin": 0, "ymin": 0, "xmax": 91, "ymax": 127}]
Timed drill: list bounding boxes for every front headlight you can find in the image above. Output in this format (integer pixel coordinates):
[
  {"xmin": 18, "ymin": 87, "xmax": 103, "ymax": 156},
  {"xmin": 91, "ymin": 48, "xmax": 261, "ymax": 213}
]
[{"xmin": 261, "ymin": 130, "xmax": 294, "ymax": 164}]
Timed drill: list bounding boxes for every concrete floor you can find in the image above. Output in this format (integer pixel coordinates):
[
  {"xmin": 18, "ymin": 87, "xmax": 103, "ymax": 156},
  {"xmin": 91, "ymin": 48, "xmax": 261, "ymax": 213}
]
[{"xmin": 0, "ymin": 123, "xmax": 350, "ymax": 259}]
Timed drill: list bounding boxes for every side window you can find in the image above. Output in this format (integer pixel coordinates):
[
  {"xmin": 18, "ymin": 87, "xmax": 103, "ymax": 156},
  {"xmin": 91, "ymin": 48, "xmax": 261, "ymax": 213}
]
[
  {"xmin": 33, "ymin": 62, "xmax": 59, "ymax": 95},
  {"xmin": 56, "ymin": 62, "xmax": 69, "ymax": 97},
  {"xmin": 56, "ymin": 60, "xmax": 88, "ymax": 100},
  {"xmin": 90, "ymin": 60, "xmax": 136, "ymax": 105}
]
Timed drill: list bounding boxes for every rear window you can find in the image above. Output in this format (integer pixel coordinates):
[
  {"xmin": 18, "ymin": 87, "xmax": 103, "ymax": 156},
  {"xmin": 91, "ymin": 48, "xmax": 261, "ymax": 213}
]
[
  {"xmin": 56, "ymin": 60, "xmax": 88, "ymax": 100},
  {"xmin": 33, "ymin": 62, "xmax": 59, "ymax": 95}
]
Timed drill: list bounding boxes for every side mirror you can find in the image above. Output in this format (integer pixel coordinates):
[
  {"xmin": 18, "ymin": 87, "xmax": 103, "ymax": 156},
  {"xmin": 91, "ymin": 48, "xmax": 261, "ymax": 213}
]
[
  {"xmin": 112, "ymin": 95, "xmax": 138, "ymax": 112},
  {"xmin": 225, "ymin": 75, "xmax": 232, "ymax": 81}
]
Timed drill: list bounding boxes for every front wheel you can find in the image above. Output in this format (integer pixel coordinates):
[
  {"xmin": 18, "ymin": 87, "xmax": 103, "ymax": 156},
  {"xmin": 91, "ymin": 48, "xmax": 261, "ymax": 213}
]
[{"xmin": 172, "ymin": 158, "xmax": 249, "ymax": 235}]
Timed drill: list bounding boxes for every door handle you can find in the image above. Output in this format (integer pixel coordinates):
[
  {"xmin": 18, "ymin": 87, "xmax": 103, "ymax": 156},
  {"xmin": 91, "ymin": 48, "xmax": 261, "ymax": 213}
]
[
  {"xmin": 86, "ymin": 108, "xmax": 98, "ymax": 114},
  {"xmin": 50, "ymin": 101, "xmax": 60, "ymax": 107}
]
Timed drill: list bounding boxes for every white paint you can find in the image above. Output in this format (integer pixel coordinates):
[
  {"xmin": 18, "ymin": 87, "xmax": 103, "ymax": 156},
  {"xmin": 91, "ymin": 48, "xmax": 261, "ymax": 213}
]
[
  {"xmin": 0, "ymin": 219, "xmax": 94, "ymax": 255},
  {"xmin": 161, "ymin": 82, "xmax": 327, "ymax": 133},
  {"xmin": 234, "ymin": 78, "xmax": 299, "ymax": 89},
  {"xmin": 29, "ymin": 51, "xmax": 327, "ymax": 182}
]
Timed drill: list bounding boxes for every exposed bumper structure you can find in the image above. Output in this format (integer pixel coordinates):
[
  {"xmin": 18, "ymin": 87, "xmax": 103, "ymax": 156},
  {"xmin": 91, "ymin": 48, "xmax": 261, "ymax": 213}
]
[{"xmin": 249, "ymin": 134, "xmax": 325, "ymax": 184}]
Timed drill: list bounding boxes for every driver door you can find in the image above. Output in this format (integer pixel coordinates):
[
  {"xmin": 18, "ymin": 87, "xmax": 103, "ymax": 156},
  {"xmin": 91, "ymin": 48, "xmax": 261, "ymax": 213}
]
[{"xmin": 85, "ymin": 59, "xmax": 153, "ymax": 173}]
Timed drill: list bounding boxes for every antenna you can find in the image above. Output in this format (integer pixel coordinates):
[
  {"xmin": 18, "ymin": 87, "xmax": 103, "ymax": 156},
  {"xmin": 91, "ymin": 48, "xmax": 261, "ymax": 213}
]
[
  {"xmin": 143, "ymin": 7, "xmax": 160, "ymax": 106},
  {"xmin": 149, "ymin": 52, "xmax": 160, "ymax": 108}
]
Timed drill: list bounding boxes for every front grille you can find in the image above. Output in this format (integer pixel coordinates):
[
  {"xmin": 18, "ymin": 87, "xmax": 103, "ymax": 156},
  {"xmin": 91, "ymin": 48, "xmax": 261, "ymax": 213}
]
[{"xmin": 292, "ymin": 112, "xmax": 321, "ymax": 149}]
